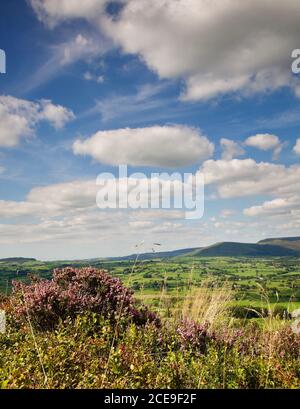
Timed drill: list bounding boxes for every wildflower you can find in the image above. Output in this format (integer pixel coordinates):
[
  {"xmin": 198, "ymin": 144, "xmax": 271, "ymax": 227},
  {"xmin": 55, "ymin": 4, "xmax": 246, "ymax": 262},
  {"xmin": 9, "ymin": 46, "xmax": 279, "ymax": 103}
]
[{"xmin": 11, "ymin": 267, "xmax": 159, "ymax": 330}]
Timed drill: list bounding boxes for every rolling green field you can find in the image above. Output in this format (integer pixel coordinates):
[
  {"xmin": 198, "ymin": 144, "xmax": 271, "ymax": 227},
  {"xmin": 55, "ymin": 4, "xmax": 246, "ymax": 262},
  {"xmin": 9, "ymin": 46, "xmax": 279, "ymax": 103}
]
[{"xmin": 1, "ymin": 256, "xmax": 300, "ymax": 316}]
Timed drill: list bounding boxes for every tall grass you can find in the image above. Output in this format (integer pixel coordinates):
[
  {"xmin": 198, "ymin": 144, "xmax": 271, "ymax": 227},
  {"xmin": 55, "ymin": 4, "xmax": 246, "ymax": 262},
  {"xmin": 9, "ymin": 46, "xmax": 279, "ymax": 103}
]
[{"xmin": 181, "ymin": 280, "xmax": 233, "ymax": 328}]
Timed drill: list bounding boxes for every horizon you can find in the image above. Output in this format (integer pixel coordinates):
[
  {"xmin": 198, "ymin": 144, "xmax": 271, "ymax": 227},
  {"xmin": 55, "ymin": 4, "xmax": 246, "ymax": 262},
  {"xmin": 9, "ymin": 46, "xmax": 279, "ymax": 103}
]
[{"xmin": 2, "ymin": 234, "xmax": 300, "ymax": 262}]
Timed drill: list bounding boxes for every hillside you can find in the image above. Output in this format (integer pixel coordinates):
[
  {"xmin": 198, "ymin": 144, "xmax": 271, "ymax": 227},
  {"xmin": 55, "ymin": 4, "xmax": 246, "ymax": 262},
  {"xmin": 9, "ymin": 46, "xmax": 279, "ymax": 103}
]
[
  {"xmin": 108, "ymin": 247, "xmax": 200, "ymax": 261},
  {"xmin": 108, "ymin": 237, "xmax": 300, "ymax": 259},
  {"xmin": 189, "ymin": 242, "xmax": 299, "ymax": 257},
  {"xmin": 0, "ymin": 257, "xmax": 37, "ymax": 263},
  {"xmin": 258, "ymin": 236, "xmax": 300, "ymax": 251}
]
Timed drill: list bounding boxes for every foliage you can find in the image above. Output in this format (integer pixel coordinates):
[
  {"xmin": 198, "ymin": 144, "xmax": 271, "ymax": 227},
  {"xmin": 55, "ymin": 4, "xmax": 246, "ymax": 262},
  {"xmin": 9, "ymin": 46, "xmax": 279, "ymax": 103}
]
[
  {"xmin": 11, "ymin": 267, "xmax": 159, "ymax": 330},
  {"xmin": 177, "ymin": 319, "xmax": 212, "ymax": 352},
  {"xmin": 0, "ymin": 312, "xmax": 299, "ymax": 389},
  {"xmin": 0, "ymin": 265, "xmax": 300, "ymax": 389},
  {"xmin": 1, "ymin": 256, "xmax": 300, "ymax": 318}
]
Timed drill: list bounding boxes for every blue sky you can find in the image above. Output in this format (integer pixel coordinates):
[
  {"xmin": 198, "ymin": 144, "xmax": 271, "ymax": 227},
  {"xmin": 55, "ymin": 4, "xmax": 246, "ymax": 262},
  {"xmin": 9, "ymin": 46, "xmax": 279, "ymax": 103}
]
[{"xmin": 0, "ymin": 0, "xmax": 300, "ymax": 260}]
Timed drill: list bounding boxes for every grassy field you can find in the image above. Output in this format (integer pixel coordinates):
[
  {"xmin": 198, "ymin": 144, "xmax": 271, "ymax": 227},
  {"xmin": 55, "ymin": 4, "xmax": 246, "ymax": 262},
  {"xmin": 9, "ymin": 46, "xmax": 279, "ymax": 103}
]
[{"xmin": 1, "ymin": 256, "xmax": 300, "ymax": 317}]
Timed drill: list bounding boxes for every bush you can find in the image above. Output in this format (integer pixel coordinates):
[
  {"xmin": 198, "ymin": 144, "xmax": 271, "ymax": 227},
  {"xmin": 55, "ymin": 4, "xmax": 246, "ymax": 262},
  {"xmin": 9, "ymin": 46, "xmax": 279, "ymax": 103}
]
[
  {"xmin": 230, "ymin": 305, "xmax": 268, "ymax": 318},
  {"xmin": 11, "ymin": 267, "xmax": 159, "ymax": 330},
  {"xmin": 230, "ymin": 305, "xmax": 291, "ymax": 319},
  {"xmin": 177, "ymin": 319, "xmax": 213, "ymax": 352},
  {"xmin": 1, "ymin": 314, "xmax": 299, "ymax": 388}
]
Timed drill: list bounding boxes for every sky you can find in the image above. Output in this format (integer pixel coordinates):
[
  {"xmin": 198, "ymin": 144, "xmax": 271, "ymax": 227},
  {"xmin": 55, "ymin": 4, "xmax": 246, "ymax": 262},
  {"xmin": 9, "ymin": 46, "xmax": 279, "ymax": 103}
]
[{"xmin": 0, "ymin": 0, "xmax": 300, "ymax": 260}]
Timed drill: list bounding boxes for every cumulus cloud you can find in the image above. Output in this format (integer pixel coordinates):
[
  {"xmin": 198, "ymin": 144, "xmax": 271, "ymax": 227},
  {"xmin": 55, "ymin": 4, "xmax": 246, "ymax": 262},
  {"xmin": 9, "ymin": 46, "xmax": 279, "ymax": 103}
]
[
  {"xmin": 73, "ymin": 125, "xmax": 214, "ymax": 167},
  {"xmin": 201, "ymin": 158, "xmax": 300, "ymax": 198},
  {"xmin": 197, "ymin": 156, "xmax": 300, "ymax": 226},
  {"xmin": 0, "ymin": 180, "xmax": 97, "ymax": 220},
  {"xmin": 29, "ymin": 0, "xmax": 300, "ymax": 101},
  {"xmin": 0, "ymin": 170, "xmax": 298, "ymax": 256},
  {"xmin": 245, "ymin": 133, "xmax": 283, "ymax": 159},
  {"xmin": 27, "ymin": 180, "xmax": 97, "ymax": 213},
  {"xmin": 0, "ymin": 95, "xmax": 74, "ymax": 147},
  {"xmin": 0, "ymin": 174, "xmax": 198, "ymax": 220},
  {"xmin": 39, "ymin": 99, "xmax": 75, "ymax": 128},
  {"xmin": 220, "ymin": 138, "xmax": 244, "ymax": 160},
  {"xmin": 243, "ymin": 195, "xmax": 300, "ymax": 235},
  {"xmin": 195, "ymin": 156, "xmax": 300, "ymax": 227},
  {"xmin": 101, "ymin": 0, "xmax": 300, "ymax": 101},
  {"xmin": 29, "ymin": 0, "xmax": 108, "ymax": 27},
  {"xmin": 0, "ymin": 200, "xmax": 43, "ymax": 219},
  {"xmin": 0, "ymin": 176, "xmax": 197, "ymax": 255},
  {"xmin": 293, "ymin": 138, "xmax": 300, "ymax": 154},
  {"xmin": 244, "ymin": 197, "xmax": 299, "ymax": 217}
]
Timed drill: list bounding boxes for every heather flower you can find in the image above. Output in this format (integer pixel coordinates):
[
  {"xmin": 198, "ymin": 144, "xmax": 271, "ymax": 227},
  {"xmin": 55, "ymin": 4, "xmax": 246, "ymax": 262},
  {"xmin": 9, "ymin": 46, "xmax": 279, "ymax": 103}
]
[
  {"xmin": 215, "ymin": 328, "xmax": 245, "ymax": 349},
  {"xmin": 177, "ymin": 319, "xmax": 212, "ymax": 352},
  {"xmin": 11, "ymin": 267, "xmax": 160, "ymax": 330}
]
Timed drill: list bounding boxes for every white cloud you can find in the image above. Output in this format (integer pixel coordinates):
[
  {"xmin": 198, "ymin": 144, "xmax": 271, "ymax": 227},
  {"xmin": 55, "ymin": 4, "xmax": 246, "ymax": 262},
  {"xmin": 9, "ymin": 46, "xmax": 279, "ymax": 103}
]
[
  {"xmin": 83, "ymin": 71, "xmax": 104, "ymax": 83},
  {"xmin": 244, "ymin": 197, "xmax": 299, "ymax": 217},
  {"xmin": 245, "ymin": 133, "xmax": 280, "ymax": 151},
  {"xmin": 73, "ymin": 125, "xmax": 214, "ymax": 167},
  {"xmin": 30, "ymin": 0, "xmax": 300, "ymax": 101},
  {"xmin": 39, "ymin": 99, "xmax": 75, "ymax": 128},
  {"xmin": 243, "ymin": 195, "xmax": 300, "ymax": 236},
  {"xmin": 0, "ymin": 180, "xmax": 97, "ymax": 220},
  {"xmin": 0, "ymin": 95, "xmax": 74, "ymax": 147},
  {"xmin": 0, "ymin": 200, "xmax": 43, "ymax": 219},
  {"xmin": 293, "ymin": 138, "xmax": 300, "ymax": 154},
  {"xmin": 29, "ymin": 0, "xmax": 108, "ymax": 27},
  {"xmin": 220, "ymin": 209, "xmax": 236, "ymax": 218},
  {"xmin": 82, "ymin": 82, "xmax": 174, "ymax": 124},
  {"xmin": 198, "ymin": 157, "xmax": 300, "ymax": 226},
  {"xmin": 201, "ymin": 158, "xmax": 300, "ymax": 198},
  {"xmin": 245, "ymin": 133, "xmax": 283, "ymax": 159},
  {"xmin": 60, "ymin": 34, "xmax": 105, "ymax": 65},
  {"xmin": 27, "ymin": 180, "xmax": 97, "ymax": 214},
  {"xmin": 182, "ymin": 74, "xmax": 250, "ymax": 102},
  {"xmin": 220, "ymin": 138, "xmax": 244, "ymax": 160},
  {"xmin": 101, "ymin": 0, "xmax": 300, "ymax": 101},
  {"xmin": 0, "ymin": 175, "xmax": 196, "ymax": 220},
  {"xmin": 1, "ymin": 171, "xmax": 299, "ymax": 257},
  {"xmin": 0, "ymin": 177, "xmax": 197, "ymax": 256},
  {"xmin": 21, "ymin": 33, "xmax": 109, "ymax": 94}
]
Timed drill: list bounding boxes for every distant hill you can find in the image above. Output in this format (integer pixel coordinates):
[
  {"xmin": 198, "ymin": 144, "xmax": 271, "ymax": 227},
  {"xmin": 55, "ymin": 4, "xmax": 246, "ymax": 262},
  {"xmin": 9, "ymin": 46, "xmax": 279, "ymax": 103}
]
[
  {"xmin": 1, "ymin": 237, "xmax": 300, "ymax": 263},
  {"xmin": 189, "ymin": 242, "xmax": 299, "ymax": 257},
  {"xmin": 108, "ymin": 247, "xmax": 200, "ymax": 261},
  {"xmin": 100, "ymin": 239, "xmax": 299, "ymax": 261},
  {"xmin": 0, "ymin": 257, "xmax": 37, "ymax": 263},
  {"xmin": 108, "ymin": 237, "xmax": 300, "ymax": 260},
  {"xmin": 258, "ymin": 236, "xmax": 300, "ymax": 251}
]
